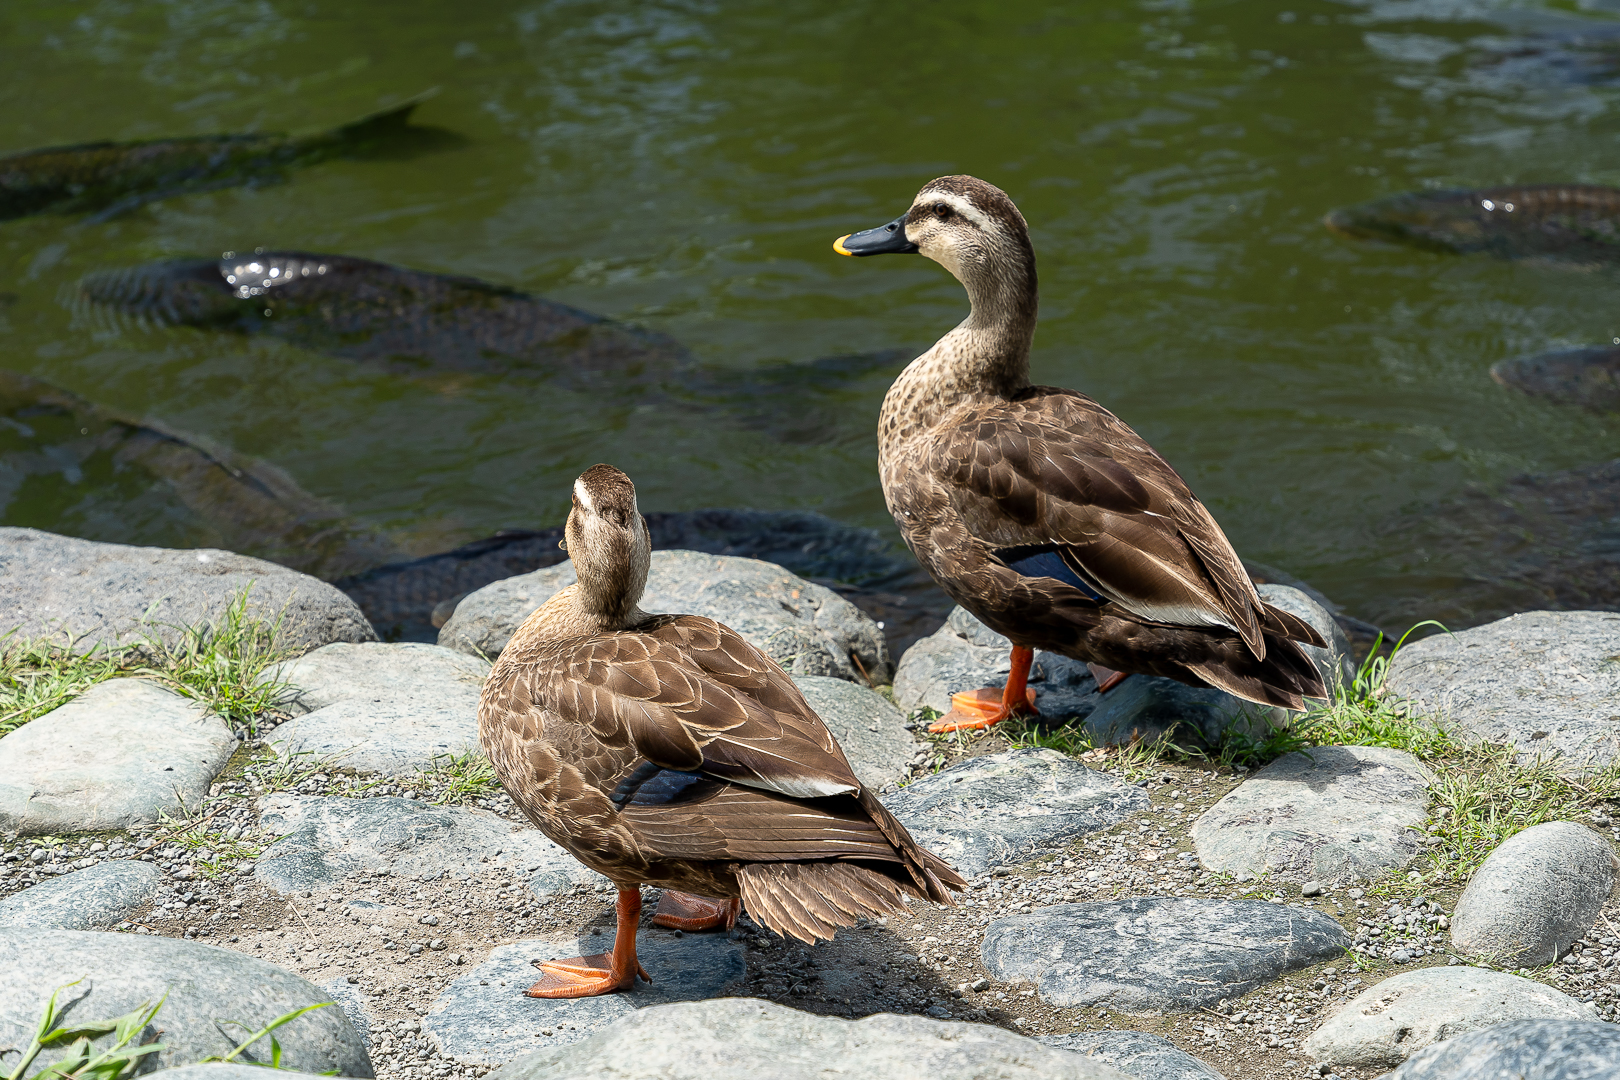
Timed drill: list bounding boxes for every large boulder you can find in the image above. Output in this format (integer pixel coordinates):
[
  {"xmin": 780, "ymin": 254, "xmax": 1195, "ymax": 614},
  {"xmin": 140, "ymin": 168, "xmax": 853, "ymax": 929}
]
[
  {"xmin": 0, "ymin": 679, "xmax": 236, "ymax": 835},
  {"xmin": 266, "ymin": 642, "xmax": 490, "ymax": 775},
  {"xmin": 481, "ymin": 998, "xmax": 1128, "ymax": 1080},
  {"xmin": 1190, "ymin": 746, "xmax": 1432, "ymax": 884},
  {"xmin": 1373, "ymin": 1018, "xmax": 1620, "ymax": 1079},
  {"xmin": 0, "ymin": 528, "xmax": 376, "ymax": 656},
  {"xmin": 1304, "ymin": 966, "xmax": 1587, "ymax": 1069},
  {"xmin": 892, "ymin": 607, "xmax": 1099, "ymax": 722},
  {"xmin": 0, "ymin": 929, "xmax": 372, "ymax": 1077},
  {"xmin": 0, "ymin": 860, "xmax": 161, "ymax": 930},
  {"xmin": 882, "ymin": 749, "xmax": 1148, "ymax": 877},
  {"xmin": 438, "ymin": 550, "xmax": 888, "ymax": 684},
  {"xmin": 1386, "ymin": 611, "xmax": 1620, "ymax": 772},
  {"xmin": 1449, "ymin": 821, "xmax": 1618, "ymax": 967},
  {"xmin": 792, "ymin": 675, "xmax": 917, "ymax": 791},
  {"xmin": 981, "ymin": 898, "xmax": 1351, "ymax": 1013}
]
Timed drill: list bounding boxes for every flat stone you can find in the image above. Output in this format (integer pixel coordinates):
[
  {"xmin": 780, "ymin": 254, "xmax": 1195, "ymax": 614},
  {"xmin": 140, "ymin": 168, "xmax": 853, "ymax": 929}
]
[
  {"xmin": 0, "ymin": 860, "xmax": 161, "ymax": 929},
  {"xmin": 0, "ymin": 928, "xmax": 372, "ymax": 1076},
  {"xmin": 882, "ymin": 749, "xmax": 1149, "ymax": 877},
  {"xmin": 981, "ymin": 898, "xmax": 1352, "ymax": 1013},
  {"xmin": 266, "ymin": 642, "xmax": 490, "ymax": 776},
  {"xmin": 1190, "ymin": 746, "xmax": 1432, "ymax": 884},
  {"xmin": 146, "ymin": 1068, "xmax": 334, "ymax": 1080},
  {"xmin": 0, "ymin": 679, "xmax": 236, "ymax": 835},
  {"xmin": 254, "ymin": 795, "xmax": 603, "ymax": 897},
  {"xmin": 0, "ymin": 527, "xmax": 376, "ymax": 656},
  {"xmin": 1374, "ymin": 1018, "xmax": 1620, "ymax": 1080},
  {"xmin": 439, "ymin": 550, "xmax": 888, "ymax": 684},
  {"xmin": 792, "ymin": 675, "xmax": 916, "ymax": 791},
  {"xmin": 482, "ymin": 997, "xmax": 1128, "ymax": 1080},
  {"xmin": 1450, "ymin": 820, "xmax": 1619, "ymax": 967},
  {"xmin": 892, "ymin": 606, "xmax": 1100, "ymax": 722},
  {"xmin": 425, "ymin": 929, "xmax": 747, "ymax": 1063},
  {"xmin": 1386, "ymin": 611, "xmax": 1620, "ymax": 772},
  {"xmin": 1304, "ymin": 966, "xmax": 1587, "ymax": 1069},
  {"xmin": 1040, "ymin": 1030, "xmax": 1227, "ymax": 1079}
]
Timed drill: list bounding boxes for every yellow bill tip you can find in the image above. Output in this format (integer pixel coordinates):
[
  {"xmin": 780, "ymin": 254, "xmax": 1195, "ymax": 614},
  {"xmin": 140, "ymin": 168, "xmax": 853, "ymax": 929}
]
[{"xmin": 832, "ymin": 234, "xmax": 854, "ymax": 256}]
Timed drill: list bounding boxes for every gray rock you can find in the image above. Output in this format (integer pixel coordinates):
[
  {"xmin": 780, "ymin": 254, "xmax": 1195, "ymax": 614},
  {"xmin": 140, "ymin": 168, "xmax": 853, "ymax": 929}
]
[
  {"xmin": 425, "ymin": 929, "xmax": 747, "ymax": 1062},
  {"xmin": 1257, "ymin": 584, "xmax": 1356, "ymax": 698},
  {"xmin": 883, "ymin": 749, "xmax": 1149, "ymax": 877},
  {"xmin": 145, "ymin": 1068, "xmax": 333, "ymax": 1080},
  {"xmin": 0, "ymin": 528, "xmax": 376, "ymax": 656},
  {"xmin": 1190, "ymin": 746, "xmax": 1432, "ymax": 884},
  {"xmin": 1304, "ymin": 966, "xmax": 1587, "ymax": 1069},
  {"xmin": 1450, "ymin": 821, "xmax": 1618, "ymax": 967},
  {"xmin": 981, "ymin": 898, "xmax": 1352, "ymax": 1013},
  {"xmin": 1040, "ymin": 1030, "xmax": 1227, "ymax": 1079},
  {"xmin": 319, "ymin": 978, "xmax": 374, "ymax": 1053},
  {"xmin": 254, "ymin": 795, "xmax": 603, "ymax": 897},
  {"xmin": 267, "ymin": 643, "xmax": 490, "ymax": 776},
  {"xmin": 1386, "ymin": 611, "xmax": 1620, "ymax": 772},
  {"xmin": 0, "ymin": 860, "xmax": 161, "ymax": 930},
  {"xmin": 1373, "ymin": 1019, "xmax": 1620, "ymax": 1080},
  {"xmin": 892, "ymin": 606, "xmax": 1099, "ymax": 721},
  {"xmin": 481, "ymin": 997, "xmax": 1129, "ymax": 1079},
  {"xmin": 440, "ymin": 550, "xmax": 888, "ymax": 683},
  {"xmin": 0, "ymin": 680, "xmax": 237, "ymax": 835},
  {"xmin": 792, "ymin": 675, "xmax": 916, "ymax": 791},
  {"xmin": 0, "ymin": 928, "xmax": 372, "ymax": 1077},
  {"xmin": 1081, "ymin": 677, "xmax": 1277, "ymax": 749}
]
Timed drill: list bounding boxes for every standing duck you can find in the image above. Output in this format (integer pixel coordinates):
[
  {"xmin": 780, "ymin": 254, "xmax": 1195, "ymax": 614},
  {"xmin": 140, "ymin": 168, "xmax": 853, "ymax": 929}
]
[
  {"xmin": 478, "ymin": 464, "xmax": 963, "ymax": 998},
  {"xmin": 834, "ymin": 176, "xmax": 1327, "ymax": 733}
]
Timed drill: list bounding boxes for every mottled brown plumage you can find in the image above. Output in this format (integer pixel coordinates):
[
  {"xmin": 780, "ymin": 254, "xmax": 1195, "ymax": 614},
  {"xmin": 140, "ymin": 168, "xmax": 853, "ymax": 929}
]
[
  {"xmin": 842, "ymin": 176, "xmax": 1327, "ymax": 713},
  {"xmin": 478, "ymin": 465, "xmax": 962, "ymax": 968}
]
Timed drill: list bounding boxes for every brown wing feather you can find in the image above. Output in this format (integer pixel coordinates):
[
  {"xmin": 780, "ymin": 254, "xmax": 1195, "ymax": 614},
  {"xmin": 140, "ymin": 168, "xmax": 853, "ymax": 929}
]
[
  {"xmin": 928, "ymin": 388, "xmax": 1272, "ymax": 657},
  {"xmin": 557, "ymin": 615, "xmax": 864, "ymax": 800}
]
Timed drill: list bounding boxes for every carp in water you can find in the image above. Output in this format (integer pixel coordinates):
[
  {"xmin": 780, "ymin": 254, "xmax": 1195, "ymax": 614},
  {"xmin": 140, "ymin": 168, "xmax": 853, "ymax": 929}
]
[
  {"xmin": 1324, "ymin": 185, "xmax": 1620, "ymax": 264},
  {"xmin": 0, "ymin": 93, "xmax": 457, "ymax": 221}
]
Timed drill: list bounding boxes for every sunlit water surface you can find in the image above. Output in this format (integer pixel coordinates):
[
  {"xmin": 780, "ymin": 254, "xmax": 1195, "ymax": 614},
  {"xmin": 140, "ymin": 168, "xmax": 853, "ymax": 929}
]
[{"xmin": 4, "ymin": 0, "xmax": 1620, "ymax": 630}]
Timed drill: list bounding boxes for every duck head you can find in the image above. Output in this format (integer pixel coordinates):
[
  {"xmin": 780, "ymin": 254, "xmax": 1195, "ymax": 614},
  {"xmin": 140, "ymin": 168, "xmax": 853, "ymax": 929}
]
[
  {"xmin": 835, "ymin": 174, "xmax": 1037, "ymax": 333},
  {"xmin": 563, "ymin": 463, "xmax": 651, "ymax": 624}
]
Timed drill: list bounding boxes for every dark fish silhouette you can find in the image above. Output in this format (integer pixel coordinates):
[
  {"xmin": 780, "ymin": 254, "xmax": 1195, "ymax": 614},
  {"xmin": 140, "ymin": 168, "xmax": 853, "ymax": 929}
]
[
  {"xmin": 1492, "ymin": 346, "xmax": 1620, "ymax": 412},
  {"xmin": 1324, "ymin": 185, "xmax": 1620, "ymax": 264},
  {"xmin": 78, "ymin": 250, "xmax": 691, "ymax": 382},
  {"xmin": 0, "ymin": 94, "xmax": 457, "ymax": 221},
  {"xmin": 0, "ymin": 369, "xmax": 405, "ymax": 579}
]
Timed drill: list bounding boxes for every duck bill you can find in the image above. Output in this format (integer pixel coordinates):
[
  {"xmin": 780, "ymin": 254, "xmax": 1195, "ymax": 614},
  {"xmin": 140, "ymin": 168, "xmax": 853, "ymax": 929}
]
[{"xmin": 833, "ymin": 214, "xmax": 919, "ymax": 257}]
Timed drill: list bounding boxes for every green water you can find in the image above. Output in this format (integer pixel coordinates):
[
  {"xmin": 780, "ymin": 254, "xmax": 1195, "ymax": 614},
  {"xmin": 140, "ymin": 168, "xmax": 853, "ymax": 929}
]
[{"xmin": 3, "ymin": 0, "xmax": 1619, "ymax": 630}]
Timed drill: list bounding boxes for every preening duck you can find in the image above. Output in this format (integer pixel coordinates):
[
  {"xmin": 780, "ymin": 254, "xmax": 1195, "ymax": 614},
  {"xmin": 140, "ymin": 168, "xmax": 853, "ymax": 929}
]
[
  {"xmin": 477, "ymin": 464, "xmax": 963, "ymax": 998},
  {"xmin": 834, "ymin": 176, "xmax": 1327, "ymax": 733}
]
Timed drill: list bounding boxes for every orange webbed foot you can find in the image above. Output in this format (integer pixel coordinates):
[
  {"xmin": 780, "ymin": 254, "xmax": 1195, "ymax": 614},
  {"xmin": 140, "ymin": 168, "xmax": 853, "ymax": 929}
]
[
  {"xmin": 651, "ymin": 890, "xmax": 741, "ymax": 932},
  {"xmin": 1086, "ymin": 663, "xmax": 1129, "ymax": 693},
  {"xmin": 927, "ymin": 686, "xmax": 1039, "ymax": 733},
  {"xmin": 525, "ymin": 953, "xmax": 649, "ymax": 998}
]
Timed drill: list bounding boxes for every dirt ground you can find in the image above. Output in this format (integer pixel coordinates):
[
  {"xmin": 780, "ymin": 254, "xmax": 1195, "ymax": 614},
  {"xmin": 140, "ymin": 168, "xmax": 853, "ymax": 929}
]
[{"xmin": 3, "ymin": 731, "xmax": 1617, "ymax": 1080}]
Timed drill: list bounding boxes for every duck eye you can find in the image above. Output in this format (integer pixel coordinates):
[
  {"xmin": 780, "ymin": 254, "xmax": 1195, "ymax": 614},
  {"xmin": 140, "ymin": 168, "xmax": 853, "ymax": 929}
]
[{"xmin": 933, "ymin": 203, "xmax": 952, "ymax": 219}]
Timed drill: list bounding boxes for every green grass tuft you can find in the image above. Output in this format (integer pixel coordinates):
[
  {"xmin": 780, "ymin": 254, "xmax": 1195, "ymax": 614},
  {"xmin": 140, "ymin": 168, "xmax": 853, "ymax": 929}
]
[{"xmin": 0, "ymin": 585, "xmax": 292, "ymax": 739}]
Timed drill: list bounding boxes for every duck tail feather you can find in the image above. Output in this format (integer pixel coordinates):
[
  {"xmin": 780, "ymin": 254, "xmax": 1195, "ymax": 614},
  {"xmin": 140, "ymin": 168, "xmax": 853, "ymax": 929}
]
[
  {"xmin": 1257, "ymin": 601, "xmax": 1328, "ymax": 649},
  {"xmin": 853, "ymin": 786, "xmax": 966, "ymax": 900},
  {"xmin": 738, "ymin": 861, "xmax": 910, "ymax": 945}
]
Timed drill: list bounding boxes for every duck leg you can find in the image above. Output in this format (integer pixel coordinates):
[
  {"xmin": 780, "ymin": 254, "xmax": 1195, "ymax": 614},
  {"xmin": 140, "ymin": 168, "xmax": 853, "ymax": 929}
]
[
  {"xmin": 651, "ymin": 891, "xmax": 742, "ymax": 931},
  {"xmin": 928, "ymin": 645, "xmax": 1038, "ymax": 733},
  {"xmin": 1086, "ymin": 663, "xmax": 1130, "ymax": 693},
  {"xmin": 525, "ymin": 887, "xmax": 652, "ymax": 998}
]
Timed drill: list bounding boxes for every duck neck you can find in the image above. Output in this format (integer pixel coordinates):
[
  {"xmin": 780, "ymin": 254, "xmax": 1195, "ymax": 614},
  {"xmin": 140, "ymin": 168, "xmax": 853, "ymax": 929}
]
[
  {"xmin": 882, "ymin": 250, "xmax": 1037, "ymax": 443},
  {"xmin": 528, "ymin": 576, "xmax": 645, "ymax": 641}
]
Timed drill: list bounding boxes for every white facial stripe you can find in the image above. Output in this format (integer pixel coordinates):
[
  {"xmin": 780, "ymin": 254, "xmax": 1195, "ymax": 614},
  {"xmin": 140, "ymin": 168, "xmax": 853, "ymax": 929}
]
[
  {"xmin": 573, "ymin": 477, "xmax": 595, "ymax": 513},
  {"xmin": 913, "ymin": 191, "xmax": 995, "ymax": 232}
]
